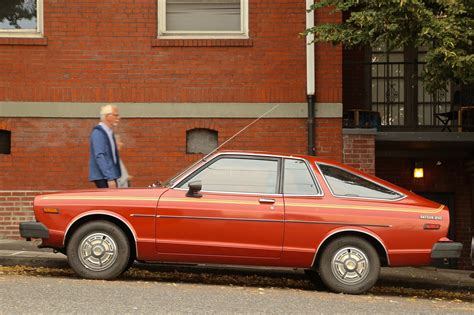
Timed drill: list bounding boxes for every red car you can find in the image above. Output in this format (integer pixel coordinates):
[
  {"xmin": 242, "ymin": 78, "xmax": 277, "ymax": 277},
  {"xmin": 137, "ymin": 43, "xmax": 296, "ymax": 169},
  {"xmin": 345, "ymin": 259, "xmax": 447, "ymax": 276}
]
[{"xmin": 20, "ymin": 151, "xmax": 462, "ymax": 294}]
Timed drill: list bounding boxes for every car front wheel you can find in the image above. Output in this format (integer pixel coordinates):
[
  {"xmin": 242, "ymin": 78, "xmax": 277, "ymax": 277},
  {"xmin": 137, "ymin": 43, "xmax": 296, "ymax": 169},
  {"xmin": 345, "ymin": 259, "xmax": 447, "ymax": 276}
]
[
  {"xmin": 318, "ymin": 236, "xmax": 380, "ymax": 294},
  {"xmin": 67, "ymin": 221, "xmax": 130, "ymax": 280}
]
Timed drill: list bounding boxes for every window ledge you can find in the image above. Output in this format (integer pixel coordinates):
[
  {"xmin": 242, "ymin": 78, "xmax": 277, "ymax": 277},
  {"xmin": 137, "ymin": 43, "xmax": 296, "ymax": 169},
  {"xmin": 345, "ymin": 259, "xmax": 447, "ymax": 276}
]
[
  {"xmin": 152, "ymin": 38, "xmax": 253, "ymax": 47},
  {"xmin": 0, "ymin": 37, "xmax": 48, "ymax": 46}
]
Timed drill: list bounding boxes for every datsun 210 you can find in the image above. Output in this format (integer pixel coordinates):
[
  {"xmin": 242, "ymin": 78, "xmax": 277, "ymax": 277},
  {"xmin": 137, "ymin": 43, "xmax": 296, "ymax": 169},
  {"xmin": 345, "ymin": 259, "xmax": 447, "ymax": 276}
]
[{"xmin": 20, "ymin": 151, "xmax": 462, "ymax": 294}]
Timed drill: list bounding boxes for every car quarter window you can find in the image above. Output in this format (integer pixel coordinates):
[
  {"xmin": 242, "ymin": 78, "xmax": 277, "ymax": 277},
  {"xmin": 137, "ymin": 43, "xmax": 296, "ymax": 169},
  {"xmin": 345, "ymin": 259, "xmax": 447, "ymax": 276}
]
[
  {"xmin": 283, "ymin": 159, "xmax": 320, "ymax": 195},
  {"xmin": 178, "ymin": 157, "xmax": 279, "ymax": 194},
  {"xmin": 317, "ymin": 163, "xmax": 403, "ymax": 200}
]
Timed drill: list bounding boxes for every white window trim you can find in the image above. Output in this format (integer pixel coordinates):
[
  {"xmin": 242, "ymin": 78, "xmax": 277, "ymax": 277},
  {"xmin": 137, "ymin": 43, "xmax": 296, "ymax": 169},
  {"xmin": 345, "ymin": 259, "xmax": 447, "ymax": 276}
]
[
  {"xmin": 158, "ymin": 0, "xmax": 249, "ymax": 39},
  {"xmin": 0, "ymin": 0, "xmax": 43, "ymax": 38}
]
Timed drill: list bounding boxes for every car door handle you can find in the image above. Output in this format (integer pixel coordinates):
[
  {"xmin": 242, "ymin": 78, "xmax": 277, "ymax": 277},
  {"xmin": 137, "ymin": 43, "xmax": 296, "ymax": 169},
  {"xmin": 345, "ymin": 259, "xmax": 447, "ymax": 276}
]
[{"xmin": 259, "ymin": 198, "xmax": 275, "ymax": 204}]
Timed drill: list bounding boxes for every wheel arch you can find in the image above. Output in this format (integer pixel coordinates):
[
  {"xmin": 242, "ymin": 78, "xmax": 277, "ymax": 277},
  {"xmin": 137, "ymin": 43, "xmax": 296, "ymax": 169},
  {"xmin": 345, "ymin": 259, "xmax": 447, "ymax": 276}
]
[
  {"xmin": 63, "ymin": 213, "xmax": 137, "ymax": 261},
  {"xmin": 311, "ymin": 229, "xmax": 389, "ymax": 269}
]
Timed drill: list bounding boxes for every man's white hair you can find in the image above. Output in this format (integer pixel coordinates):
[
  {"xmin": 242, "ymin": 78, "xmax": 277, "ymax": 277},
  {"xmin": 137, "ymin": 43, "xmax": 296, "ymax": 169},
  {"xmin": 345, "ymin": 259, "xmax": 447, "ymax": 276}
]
[{"xmin": 100, "ymin": 104, "xmax": 117, "ymax": 121}]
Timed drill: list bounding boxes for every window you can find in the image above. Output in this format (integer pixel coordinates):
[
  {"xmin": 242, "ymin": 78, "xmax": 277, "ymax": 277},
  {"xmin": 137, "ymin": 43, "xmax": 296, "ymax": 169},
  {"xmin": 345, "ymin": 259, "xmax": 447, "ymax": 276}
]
[
  {"xmin": 178, "ymin": 157, "xmax": 279, "ymax": 194},
  {"xmin": 186, "ymin": 128, "xmax": 218, "ymax": 154},
  {"xmin": 158, "ymin": 0, "xmax": 248, "ymax": 39},
  {"xmin": 370, "ymin": 45, "xmax": 451, "ymax": 127},
  {"xmin": 283, "ymin": 159, "xmax": 320, "ymax": 195},
  {"xmin": 0, "ymin": 130, "xmax": 11, "ymax": 154},
  {"xmin": 0, "ymin": 0, "xmax": 43, "ymax": 37},
  {"xmin": 318, "ymin": 163, "xmax": 403, "ymax": 200},
  {"xmin": 371, "ymin": 46, "xmax": 405, "ymax": 126}
]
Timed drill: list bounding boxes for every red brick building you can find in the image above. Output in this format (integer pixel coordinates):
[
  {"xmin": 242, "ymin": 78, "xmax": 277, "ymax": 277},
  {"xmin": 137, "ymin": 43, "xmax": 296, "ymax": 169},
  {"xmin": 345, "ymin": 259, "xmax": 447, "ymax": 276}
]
[{"xmin": 0, "ymin": 1, "xmax": 472, "ymax": 269}]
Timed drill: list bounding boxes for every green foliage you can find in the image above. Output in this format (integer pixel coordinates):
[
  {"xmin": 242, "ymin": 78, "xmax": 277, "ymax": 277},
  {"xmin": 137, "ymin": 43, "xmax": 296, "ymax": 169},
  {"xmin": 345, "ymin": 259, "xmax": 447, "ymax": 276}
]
[{"xmin": 306, "ymin": 0, "xmax": 474, "ymax": 92}]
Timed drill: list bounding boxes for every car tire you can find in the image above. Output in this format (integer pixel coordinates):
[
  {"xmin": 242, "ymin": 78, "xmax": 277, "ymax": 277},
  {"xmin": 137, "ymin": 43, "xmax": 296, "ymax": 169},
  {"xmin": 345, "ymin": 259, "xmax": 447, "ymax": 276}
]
[
  {"xmin": 318, "ymin": 236, "xmax": 380, "ymax": 294},
  {"xmin": 67, "ymin": 220, "xmax": 130, "ymax": 280},
  {"xmin": 122, "ymin": 256, "xmax": 136, "ymax": 275}
]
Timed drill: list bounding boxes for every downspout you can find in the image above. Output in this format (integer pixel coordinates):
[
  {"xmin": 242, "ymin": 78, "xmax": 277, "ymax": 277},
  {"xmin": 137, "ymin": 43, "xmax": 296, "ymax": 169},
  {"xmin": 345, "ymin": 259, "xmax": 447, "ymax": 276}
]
[{"xmin": 306, "ymin": 0, "xmax": 316, "ymax": 155}]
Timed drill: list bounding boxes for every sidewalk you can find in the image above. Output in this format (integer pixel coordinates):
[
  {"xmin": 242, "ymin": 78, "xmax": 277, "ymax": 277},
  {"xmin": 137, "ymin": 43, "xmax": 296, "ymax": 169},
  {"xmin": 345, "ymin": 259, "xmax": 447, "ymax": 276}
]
[{"xmin": 1, "ymin": 239, "xmax": 473, "ymax": 292}]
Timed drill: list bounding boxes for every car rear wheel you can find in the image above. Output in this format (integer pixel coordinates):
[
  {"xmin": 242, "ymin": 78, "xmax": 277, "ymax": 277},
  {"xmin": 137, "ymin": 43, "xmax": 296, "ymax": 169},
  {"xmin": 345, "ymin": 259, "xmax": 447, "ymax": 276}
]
[
  {"xmin": 318, "ymin": 236, "xmax": 380, "ymax": 294},
  {"xmin": 67, "ymin": 221, "xmax": 130, "ymax": 280}
]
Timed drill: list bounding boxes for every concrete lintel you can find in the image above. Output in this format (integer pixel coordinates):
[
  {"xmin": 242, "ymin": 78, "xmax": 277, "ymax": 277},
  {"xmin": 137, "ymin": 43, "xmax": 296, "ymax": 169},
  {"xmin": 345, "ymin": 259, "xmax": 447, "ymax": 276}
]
[{"xmin": 0, "ymin": 102, "xmax": 343, "ymax": 119}]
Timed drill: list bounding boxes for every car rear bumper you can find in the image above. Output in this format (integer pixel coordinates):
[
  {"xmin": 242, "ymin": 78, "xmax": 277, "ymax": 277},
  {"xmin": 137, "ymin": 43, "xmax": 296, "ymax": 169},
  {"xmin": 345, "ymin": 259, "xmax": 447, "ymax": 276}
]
[
  {"xmin": 431, "ymin": 241, "xmax": 463, "ymax": 259},
  {"xmin": 19, "ymin": 221, "xmax": 49, "ymax": 239}
]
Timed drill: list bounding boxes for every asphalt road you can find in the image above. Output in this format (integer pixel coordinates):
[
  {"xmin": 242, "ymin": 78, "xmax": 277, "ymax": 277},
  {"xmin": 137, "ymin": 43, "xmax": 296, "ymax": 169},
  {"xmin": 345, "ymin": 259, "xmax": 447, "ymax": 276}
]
[{"xmin": 1, "ymin": 273, "xmax": 473, "ymax": 314}]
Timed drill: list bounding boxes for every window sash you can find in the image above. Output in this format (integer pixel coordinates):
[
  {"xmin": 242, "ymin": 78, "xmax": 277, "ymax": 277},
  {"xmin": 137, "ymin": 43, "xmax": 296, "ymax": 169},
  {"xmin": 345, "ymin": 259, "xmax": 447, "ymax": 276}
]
[
  {"xmin": 158, "ymin": 0, "xmax": 248, "ymax": 38},
  {"xmin": 0, "ymin": 0, "xmax": 43, "ymax": 37}
]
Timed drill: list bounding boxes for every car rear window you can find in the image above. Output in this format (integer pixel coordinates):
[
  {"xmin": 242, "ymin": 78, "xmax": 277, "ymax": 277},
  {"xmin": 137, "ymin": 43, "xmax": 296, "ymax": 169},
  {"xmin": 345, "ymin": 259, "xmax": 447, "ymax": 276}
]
[{"xmin": 317, "ymin": 163, "xmax": 403, "ymax": 200}]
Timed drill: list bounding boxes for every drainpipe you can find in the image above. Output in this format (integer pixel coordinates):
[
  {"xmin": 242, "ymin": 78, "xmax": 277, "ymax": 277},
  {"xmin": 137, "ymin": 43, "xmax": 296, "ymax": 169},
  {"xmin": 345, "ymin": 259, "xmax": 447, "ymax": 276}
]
[{"xmin": 306, "ymin": 0, "xmax": 316, "ymax": 156}]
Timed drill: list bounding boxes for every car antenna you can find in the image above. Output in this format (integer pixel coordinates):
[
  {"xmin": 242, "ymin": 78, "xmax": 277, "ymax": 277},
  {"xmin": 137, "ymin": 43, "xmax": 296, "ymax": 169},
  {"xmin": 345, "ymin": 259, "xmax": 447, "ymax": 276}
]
[
  {"xmin": 202, "ymin": 104, "xmax": 281, "ymax": 162},
  {"xmin": 148, "ymin": 104, "xmax": 281, "ymax": 188}
]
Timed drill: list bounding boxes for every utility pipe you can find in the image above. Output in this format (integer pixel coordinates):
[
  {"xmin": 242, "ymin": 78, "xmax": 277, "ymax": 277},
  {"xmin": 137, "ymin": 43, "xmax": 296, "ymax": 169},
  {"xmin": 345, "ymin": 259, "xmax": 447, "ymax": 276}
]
[{"xmin": 306, "ymin": 0, "xmax": 316, "ymax": 155}]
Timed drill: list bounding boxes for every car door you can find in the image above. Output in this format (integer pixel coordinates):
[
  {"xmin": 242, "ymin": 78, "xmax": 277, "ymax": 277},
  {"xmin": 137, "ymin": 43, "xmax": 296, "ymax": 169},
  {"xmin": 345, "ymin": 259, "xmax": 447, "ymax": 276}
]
[
  {"xmin": 281, "ymin": 158, "xmax": 328, "ymax": 264},
  {"xmin": 155, "ymin": 155, "xmax": 284, "ymax": 260}
]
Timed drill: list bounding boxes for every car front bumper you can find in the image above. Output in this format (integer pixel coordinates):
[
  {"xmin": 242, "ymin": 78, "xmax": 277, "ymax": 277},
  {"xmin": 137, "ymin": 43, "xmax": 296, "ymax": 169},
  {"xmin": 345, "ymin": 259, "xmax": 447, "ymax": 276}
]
[
  {"xmin": 19, "ymin": 221, "xmax": 49, "ymax": 239},
  {"xmin": 431, "ymin": 241, "xmax": 463, "ymax": 259}
]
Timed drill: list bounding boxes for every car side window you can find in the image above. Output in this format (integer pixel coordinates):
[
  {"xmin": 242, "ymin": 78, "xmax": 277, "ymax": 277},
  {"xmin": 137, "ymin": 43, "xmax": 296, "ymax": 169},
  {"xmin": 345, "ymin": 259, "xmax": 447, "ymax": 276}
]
[
  {"xmin": 178, "ymin": 157, "xmax": 279, "ymax": 194},
  {"xmin": 283, "ymin": 159, "xmax": 320, "ymax": 195},
  {"xmin": 318, "ymin": 163, "xmax": 403, "ymax": 200}
]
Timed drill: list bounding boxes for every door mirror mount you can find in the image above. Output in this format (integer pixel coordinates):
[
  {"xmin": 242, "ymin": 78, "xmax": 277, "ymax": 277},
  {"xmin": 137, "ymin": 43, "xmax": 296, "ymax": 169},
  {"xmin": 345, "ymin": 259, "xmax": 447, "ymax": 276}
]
[{"xmin": 186, "ymin": 180, "xmax": 202, "ymax": 198}]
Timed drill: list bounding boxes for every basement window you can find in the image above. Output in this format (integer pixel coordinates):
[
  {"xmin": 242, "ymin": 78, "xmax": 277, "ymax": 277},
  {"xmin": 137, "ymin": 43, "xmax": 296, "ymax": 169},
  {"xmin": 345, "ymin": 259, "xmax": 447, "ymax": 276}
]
[
  {"xmin": 0, "ymin": 0, "xmax": 43, "ymax": 38},
  {"xmin": 186, "ymin": 128, "xmax": 218, "ymax": 154},
  {"xmin": 0, "ymin": 130, "xmax": 11, "ymax": 154}
]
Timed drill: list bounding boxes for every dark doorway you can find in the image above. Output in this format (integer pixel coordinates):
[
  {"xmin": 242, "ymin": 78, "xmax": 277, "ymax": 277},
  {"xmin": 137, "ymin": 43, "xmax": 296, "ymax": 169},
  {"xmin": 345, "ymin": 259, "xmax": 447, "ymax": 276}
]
[{"xmin": 417, "ymin": 192, "xmax": 457, "ymax": 268}]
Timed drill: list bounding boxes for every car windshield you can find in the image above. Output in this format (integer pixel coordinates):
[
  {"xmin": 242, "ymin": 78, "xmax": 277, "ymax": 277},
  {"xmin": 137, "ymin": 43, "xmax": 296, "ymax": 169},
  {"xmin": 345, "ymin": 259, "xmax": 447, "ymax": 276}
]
[{"xmin": 159, "ymin": 156, "xmax": 210, "ymax": 187}]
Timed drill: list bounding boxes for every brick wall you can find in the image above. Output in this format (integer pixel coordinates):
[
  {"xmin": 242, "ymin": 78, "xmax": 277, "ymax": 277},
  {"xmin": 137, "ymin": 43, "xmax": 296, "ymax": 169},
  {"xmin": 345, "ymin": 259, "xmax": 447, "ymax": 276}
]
[
  {"xmin": 342, "ymin": 130, "xmax": 375, "ymax": 175},
  {"xmin": 316, "ymin": 118, "xmax": 343, "ymax": 162},
  {"xmin": 0, "ymin": 117, "xmax": 337, "ymax": 191},
  {"xmin": 0, "ymin": 0, "xmax": 341, "ymax": 105},
  {"xmin": 0, "ymin": 191, "xmax": 43, "ymax": 239},
  {"xmin": 377, "ymin": 158, "xmax": 473, "ymax": 269}
]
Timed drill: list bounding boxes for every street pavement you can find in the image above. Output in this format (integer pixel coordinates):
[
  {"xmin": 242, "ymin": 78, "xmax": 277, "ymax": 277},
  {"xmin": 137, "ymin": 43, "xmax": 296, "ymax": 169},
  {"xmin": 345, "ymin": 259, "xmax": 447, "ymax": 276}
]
[{"xmin": 1, "ymin": 238, "xmax": 473, "ymax": 292}]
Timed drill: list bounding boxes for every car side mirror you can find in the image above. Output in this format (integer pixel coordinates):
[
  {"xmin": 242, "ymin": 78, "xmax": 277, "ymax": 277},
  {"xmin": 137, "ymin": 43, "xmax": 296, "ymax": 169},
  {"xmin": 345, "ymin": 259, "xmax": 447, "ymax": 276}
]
[{"xmin": 186, "ymin": 180, "xmax": 202, "ymax": 198}]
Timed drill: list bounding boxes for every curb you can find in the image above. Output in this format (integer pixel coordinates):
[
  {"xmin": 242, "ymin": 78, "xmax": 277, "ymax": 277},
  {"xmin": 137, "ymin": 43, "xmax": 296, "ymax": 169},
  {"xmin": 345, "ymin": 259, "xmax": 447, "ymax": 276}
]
[{"xmin": 0, "ymin": 255, "xmax": 69, "ymax": 269}]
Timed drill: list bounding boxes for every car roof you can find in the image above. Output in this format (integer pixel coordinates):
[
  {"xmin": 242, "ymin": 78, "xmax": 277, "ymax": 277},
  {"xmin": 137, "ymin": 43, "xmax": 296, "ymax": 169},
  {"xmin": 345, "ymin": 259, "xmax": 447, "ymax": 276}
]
[
  {"xmin": 213, "ymin": 150, "xmax": 414, "ymax": 197},
  {"xmin": 214, "ymin": 150, "xmax": 337, "ymax": 165}
]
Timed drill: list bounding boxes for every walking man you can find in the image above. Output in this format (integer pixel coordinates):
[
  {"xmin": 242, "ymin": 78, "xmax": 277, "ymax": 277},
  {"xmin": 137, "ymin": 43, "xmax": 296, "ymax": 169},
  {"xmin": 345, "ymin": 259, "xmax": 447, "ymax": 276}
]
[{"xmin": 89, "ymin": 104, "xmax": 121, "ymax": 188}]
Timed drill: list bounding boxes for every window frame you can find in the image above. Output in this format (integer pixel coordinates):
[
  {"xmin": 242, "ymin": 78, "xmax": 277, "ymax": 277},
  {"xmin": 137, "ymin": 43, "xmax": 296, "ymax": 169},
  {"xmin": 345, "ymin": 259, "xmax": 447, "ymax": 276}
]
[
  {"xmin": 157, "ymin": 0, "xmax": 249, "ymax": 39},
  {"xmin": 175, "ymin": 154, "xmax": 282, "ymax": 196},
  {"xmin": 0, "ymin": 0, "xmax": 43, "ymax": 38},
  {"xmin": 316, "ymin": 162, "xmax": 405, "ymax": 202},
  {"xmin": 368, "ymin": 45, "xmax": 452, "ymax": 128}
]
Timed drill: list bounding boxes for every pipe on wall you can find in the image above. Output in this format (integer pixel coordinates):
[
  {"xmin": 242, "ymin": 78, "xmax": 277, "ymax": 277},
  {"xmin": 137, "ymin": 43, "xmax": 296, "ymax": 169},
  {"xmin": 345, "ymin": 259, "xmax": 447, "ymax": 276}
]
[{"xmin": 306, "ymin": 0, "xmax": 316, "ymax": 155}]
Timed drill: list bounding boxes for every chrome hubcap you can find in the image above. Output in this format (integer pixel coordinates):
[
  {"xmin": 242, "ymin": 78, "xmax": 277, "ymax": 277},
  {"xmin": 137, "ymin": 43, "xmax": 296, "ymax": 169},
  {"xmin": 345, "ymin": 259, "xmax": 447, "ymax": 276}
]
[
  {"xmin": 78, "ymin": 233, "xmax": 118, "ymax": 271},
  {"xmin": 331, "ymin": 246, "xmax": 369, "ymax": 285}
]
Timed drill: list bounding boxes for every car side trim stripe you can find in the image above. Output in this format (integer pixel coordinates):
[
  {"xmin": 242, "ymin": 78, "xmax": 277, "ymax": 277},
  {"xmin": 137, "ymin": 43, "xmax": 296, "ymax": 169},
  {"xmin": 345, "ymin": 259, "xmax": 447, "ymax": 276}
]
[
  {"xmin": 157, "ymin": 215, "xmax": 282, "ymax": 223},
  {"xmin": 42, "ymin": 196, "xmax": 159, "ymax": 201},
  {"xmin": 40, "ymin": 196, "xmax": 444, "ymax": 214},
  {"xmin": 285, "ymin": 220, "xmax": 391, "ymax": 228},
  {"xmin": 284, "ymin": 203, "xmax": 444, "ymax": 214},
  {"xmin": 157, "ymin": 215, "xmax": 390, "ymax": 228},
  {"xmin": 130, "ymin": 214, "xmax": 156, "ymax": 218}
]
